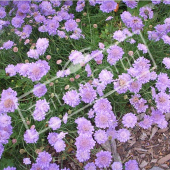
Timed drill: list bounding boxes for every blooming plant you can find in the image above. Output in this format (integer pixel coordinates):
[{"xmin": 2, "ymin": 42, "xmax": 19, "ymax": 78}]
[{"xmin": 0, "ymin": 0, "xmax": 170, "ymax": 169}]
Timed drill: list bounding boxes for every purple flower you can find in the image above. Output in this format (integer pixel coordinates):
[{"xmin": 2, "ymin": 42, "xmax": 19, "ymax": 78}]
[
  {"xmin": 33, "ymin": 109, "xmax": 46, "ymax": 121},
  {"xmin": 27, "ymin": 49, "xmax": 39, "ymax": 59},
  {"xmin": 91, "ymin": 50, "xmax": 104, "ymax": 64},
  {"xmin": 88, "ymin": 108, "xmax": 95, "ymax": 118},
  {"xmin": 99, "ymin": 69, "xmax": 113, "ymax": 85},
  {"xmin": 123, "ymin": 0, "xmax": 138, "ymax": 9},
  {"xmin": 0, "ymin": 7, "xmax": 6, "ymax": 18},
  {"xmin": 138, "ymin": 115, "xmax": 153, "ymax": 129},
  {"xmin": 114, "ymin": 73, "xmax": 131, "ymax": 94},
  {"xmin": 93, "ymin": 98, "xmax": 112, "ymax": 114},
  {"xmin": 106, "ymin": 16, "xmax": 114, "ymax": 21},
  {"xmin": 95, "ymin": 150, "xmax": 112, "ymax": 168},
  {"xmin": 36, "ymin": 151, "xmax": 52, "ymax": 168},
  {"xmin": 63, "ymin": 113, "xmax": 68, "ymax": 124},
  {"xmin": 17, "ymin": 2, "xmax": 30, "ymax": 14},
  {"xmin": 75, "ymin": 117, "xmax": 94, "ymax": 135},
  {"xmin": 11, "ymin": 17, "xmax": 24, "ymax": 28},
  {"xmin": 54, "ymin": 139, "xmax": 66, "ymax": 152},
  {"xmin": 0, "ymin": 130, "xmax": 10, "ymax": 144},
  {"xmin": 100, "ymin": 1, "xmax": 117, "ymax": 13},
  {"xmin": 75, "ymin": 134, "xmax": 95, "ymax": 151},
  {"xmin": 36, "ymin": 38, "xmax": 49, "ymax": 55},
  {"xmin": 79, "ymin": 83, "xmax": 97, "ymax": 103},
  {"xmin": 162, "ymin": 35, "xmax": 170, "ymax": 45},
  {"xmin": 5, "ymin": 64, "xmax": 16, "ymax": 76},
  {"xmin": 84, "ymin": 162, "xmax": 96, "ymax": 170},
  {"xmin": 48, "ymin": 117, "xmax": 61, "ymax": 130},
  {"xmin": 155, "ymin": 73, "xmax": 170, "ymax": 92},
  {"xmin": 122, "ymin": 113, "xmax": 137, "ymax": 128},
  {"xmin": 155, "ymin": 92, "xmax": 170, "ymax": 113},
  {"xmin": 112, "ymin": 162, "xmax": 123, "ymax": 170},
  {"xmin": 65, "ymin": 19, "xmax": 78, "ymax": 32},
  {"xmin": 134, "ymin": 98, "xmax": 148, "ymax": 113},
  {"xmin": 35, "ymin": 99, "xmax": 49, "ymax": 113},
  {"xmin": 46, "ymin": 19, "xmax": 59, "ymax": 36},
  {"xmin": 155, "ymin": 24, "xmax": 167, "ymax": 37},
  {"xmin": 137, "ymin": 43, "xmax": 148, "ymax": 53},
  {"xmin": 0, "ymin": 114, "xmax": 11, "ymax": 127},
  {"xmin": 48, "ymin": 163, "xmax": 60, "ymax": 170},
  {"xmin": 3, "ymin": 40, "xmax": 14, "ymax": 50},
  {"xmin": 125, "ymin": 159, "xmax": 139, "ymax": 170},
  {"xmin": 63, "ymin": 90, "xmax": 80, "ymax": 107},
  {"xmin": 157, "ymin": 119, "xmax": 168, "ymax": 129},
  {"xmin": 139, "ymin": 6, "xmax": 153, "ymax": 20},
  {"xmin": 30, "ymin": 163, "xmax": 42, "ymax": 170},
  {"xmin": 85, "ymin": 64, "xmax": 92, "ymax": 77},
  {"xmin": 107, "ymin": 128, "xmax": 117, "ymax": 139},
  {"xmin": 76, "ymin": 150, "xmax": 90, "ymax": 162},
  {"xmin": 121, "ymin": 11, "xmax": 132, "ymax": 27},
  {"xmin": 163, "ymin": 57, "xmax": 170, "ymax": 69},
  {"xmin": 68, "ymin": 50, "xmax": 84, "ymax": 64},
  {"xmin": 129, "ymin": 80, "xmax": 142, "ymax": 93},
  {"xmin": 129, "ymin": 16, "xmax": 144, "ymax": 32},
  {"xmin": 151, "ymin": 0, "xmax": 161, "ymax": 4},
  {"xmin": 39, "ymin": 1, "xmax": 55, "ymax": 16},
  {"xmin": 163, "ymin": 0, "xmax": 170, "ymax": 4},
  {"xmin": 23, "ymin": 158, "xmax": 31, "ymax": 165},
  {"xmin": 147, "ymin": 31, "xmax": 160, "ymax": 41},
  {"xmin": 107, "ymin": 45, "xmax": 124, "ymax": 65},
  {"xmin": 47, "ymin": 132, "xmax": 58, "ymax": 146},
  {"xmin": 24, "ymin": 128, "xmax": 39, "ymax": 143},
  {"xmin": 113, "ymin": 30, "xmax": 126, "ymax": 42},
  {"xmin": 33, "ymin": 83, "xmax": 47, "ymax": 98},
  {"xmin": 117, "ymin": 129, "xmax": 131, "ymax": 142},
  {"xmin": 76, "ymin": 0, "xmax": 85, "ymax": 12},
  {"xmin": 0, "ymin": 143, "xmax": 4, "ymax": 159},
  {"xmin": 151, "ymin": 109, "xmax": 165, "ymax": 125},
  {"xmin": 94, "ymin": 129, "xmax": 108, "ymax": 144},
  {"xmin": 95, "ymin": 112, "xmax": 111, "ymax": 129},
  {"xmin": 57, "ymin": 30, "xmax": 66, "ymax": 38}
]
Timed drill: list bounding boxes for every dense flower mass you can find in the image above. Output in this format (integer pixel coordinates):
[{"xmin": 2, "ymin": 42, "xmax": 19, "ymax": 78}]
[{"xmin": 1, "ymin": 0, "xmax": 170, "ymax": 169}]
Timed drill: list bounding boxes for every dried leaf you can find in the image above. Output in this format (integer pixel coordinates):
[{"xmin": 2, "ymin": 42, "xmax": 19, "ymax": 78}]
[
  {"xmin": 134, "ymin": 148, "xmax": 148, "ymax": 152},
  {"xmin": 150, "ymin": 126, "xmax": 158, "ymax": 140},
  {"xmin": 158, "ymin": 154, "xmax": 170, "ymax": 164},
  {"xmin": 140, "ymin": 160, "xmax": 148, "ymax": 168}
]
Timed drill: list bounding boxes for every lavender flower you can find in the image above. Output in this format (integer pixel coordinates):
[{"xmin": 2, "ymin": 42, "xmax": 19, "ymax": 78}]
[
  {"xmin": 65, "ymin": 19, "xmax": 78, "ymax": 32},
  {"xmin": 162, "ymin": 35, "xmax": 170, "ymax": 45},
  {"xmin": 100, "ymin": 1, "xmax": 117, "ymax": 13},
  {"xmin": 11, "ymin": 17, "xmax": 24, "ymax": 28},
  {"xmin": 117, "ymin": 129, "xmax": 131, "ymax": 142},
  {"xmin": 54, "ymin": 139, "xmax": 66, "ymax": 152},
  {"xmin": 27, "ymin": 49, "xmax": 39, "ymax": 59},
  {"xmin": 93, "ymin": 98, "xmax": 112, "ymax": 114},
  {"xmin": 95, "ymin": 150, "xmax": 112, "ymax": 168},
  {"xmin": 48, "ymin": 117, "xmax": 61, "ymax": 130},
  {"xmin": 134, "ymin": 98, "xmax": 148, "ymax": 113},
  {"xmin": 137, "ymin": 43, "xmax": 148, "ymax": 53},
  {"xmin": 79, "ymin": 83, "xmax": 97, "ymax": 103},
  {"xmin": 36, "ymin": 38, "xmax": 49, "ymax": 55},
  {"xmin": 107, "ymin": 45, "xmax": 124, "ymax": 65},
  {"xmin": 95, "ymin": 112, "xmax": 111, "ymax": 129},
  {"xmin": 112, "ymin": 162, "xmax": 123, "ymax": 170},
  {"xmin": 125, "ymin": 159, "xmax": 139, "ymax": 170},
  {"xmin": 129, "ymin": 16, "xmax": 144, "ymax": 32},
  {"xmin": 0, "ymin": 7, "xmax": 6, "ymax": 18},
  {"xmin": 94, "ymin": 129, "xmax": 108, "ymax": 144},
  {"xmin": 63, "ymin": 113, "xmax": 68, "ymax": 124},
  {"xmin": 36, "ymin": 151, "xmax": 52, "ymax": 168},
  {"xmin": 33, "ymin": 109, "xmax": 46, "ymax": 121},
  {"xmin": 63, "ymin": 90, "xmax": 80, "ymax": 107},
  {"xmin": 123, "ymin": 0, "xmax": 138, "ymax": 9},
  {"xmin": 85, "ymin": 64, "xmax": 92, "ymax": 77},
  {"xmin": 0, "ymin": 143, "xmax": 4, "ymax": 159},
  {"xmin": 113, "ymin": 30, "xmax": 126, "ymax": 42},
  {"xmin": 151, "ymin": 109, "xmax": 165, "ymax": 125},
  {"xmin": 91, "ymin": 50, "xmax": 104, "ymax": 64},
  {"xmin": 121, "ymin": 11, "xmax": 132, "ymax": 27},
  {"xmin": 163, "ymin": 57, "xmax": 170, "ymax": 69},
  {"xmin": 33, "ymin": 83, "xmax": 47, "ymax": 98},
  {"xmin": 3, "ymin": 167, "xmax": 16, "ymax": 170},
  {"xmin": 84, "ymin": 162, "xmax": 96, "ymax": 170},
  {"xmin": 24, "ymin": 128, "xmax": 39, "ymax": 143},
  {"xmin": 23, "ymin": 158, "xmax": 31, "ymax": 165},
  {"xmin": 68, "ymin": 50, "xmax": 84, "ymax": 64},
  {"xmin": 107, "ymin": 128, "xmax": 117, "ymax": 139},
  {"xmin": 88, "ymin": 108, "xmax": 95, "ymax": 118},
  {"xmin": 0, "ymin": 114, "xmax": 11, "ymax": 127},
  {"xmin": 75, "ymin": 134, "xmax": 95, "ymax": 151},
  {"xmin": 138, "ymin": 115, "xmax": 153, "ymax": 129},
  {"xmin": 2, "ymin": 40, "xmax": 14, "ymax": 50},
  {"xmin": 75, "ymin": 117, "xmax": 94, "ymax": 135},
  {"xmin": 48, "ymin": 163, "xmax": 60, "ymax": 170},
  {"xmin": 5, "ymin": 64, "xmax": 16, "ymax": 76},
  {"xmin": 76, "ymin": 150, "xmax": 90, "ymax": 162},
  {"xmin": 139, "ymin": 6, "xmax": 153, "ymax": 20},
  {"xmin": 99, "ymin": 70, "xmax": 113, "ymax": 85},
  {"xmin": 122, "ymin": 113, "xmax": 137, "ymax": 128}
]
